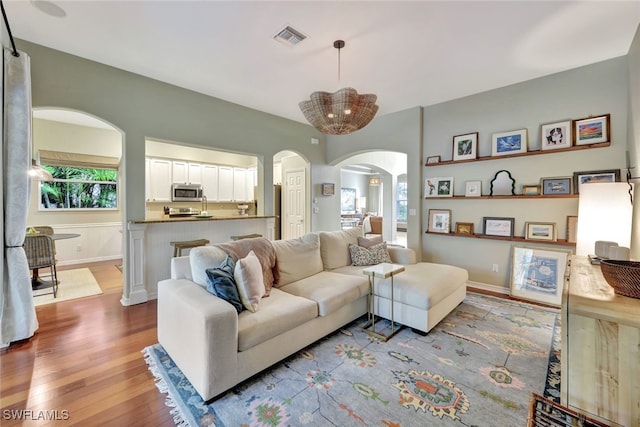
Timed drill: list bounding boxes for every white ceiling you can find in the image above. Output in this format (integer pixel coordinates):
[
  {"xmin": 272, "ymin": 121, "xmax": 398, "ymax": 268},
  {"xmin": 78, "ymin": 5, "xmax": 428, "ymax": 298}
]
[{"xmin": 5, "ymin": 1, "xmax": 640, "ymax": 127}]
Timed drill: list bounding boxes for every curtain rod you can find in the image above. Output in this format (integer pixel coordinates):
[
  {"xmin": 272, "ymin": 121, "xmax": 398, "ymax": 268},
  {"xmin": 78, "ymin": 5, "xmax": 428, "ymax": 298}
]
[{"xmin": 0, "ymin": 0, "xmax": 19, "ymax": 57}]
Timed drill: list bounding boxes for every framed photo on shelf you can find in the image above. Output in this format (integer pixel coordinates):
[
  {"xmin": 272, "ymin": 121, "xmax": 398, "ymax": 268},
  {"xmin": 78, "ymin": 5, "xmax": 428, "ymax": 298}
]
[
  {"xmin": 491, "ymin": 129, "xmax": 528, "ymax": 157},
  {"xmin": 572, "ymin": 169, "xmax": 620, "ymax": 194},
  {"xmin": 425, "ymin": 177, "xmax": 454, "ymax": 198},
  {"xmin": 566, "ymin": 215, "xmax": 578, "ymax": 243},
  {"xmin": 524, "ymin": 222, "xmax": 557, "ymax": 242},
  {"xmin": 452, "ymin": 132, "xmax": 478, "ymax": 161},
  {"xmin": 465, "ymin": 180, "xmax": 482, "ymax": 197},
  {"xmin": 540, "ymin": 176, "xmax": 572, "ymax": 195},
  {"xmin": 482, "ymin": 216, "xmax": 515, "ymax": 238},
  {"xmin": 540, "ymin": 120, "xmax": 572, "ymax": 150},
  {"xmin": 428, "ymin": 209, "xmax": 451, "ymax": 234},
  {"xmin": 321, "ymin": 183, "xmax": 335, "ymax": 196},
  {"xmin": 574, "ymin": 114, "xmax": 610, "ymax": 146},
  {"xmin": 510, "ymin": 245, "xmax": 571, "ymax": 307},
  {"xmin": 426, "ymin": 155, "xmax": 441, "ymax": 165},
  {"xmin": 522, "ymin": 185, "xmax": 540, "ymax": 196},
  {"xmin": 455, "ymin": 222, "xmax": 474, "ymax": 235}
]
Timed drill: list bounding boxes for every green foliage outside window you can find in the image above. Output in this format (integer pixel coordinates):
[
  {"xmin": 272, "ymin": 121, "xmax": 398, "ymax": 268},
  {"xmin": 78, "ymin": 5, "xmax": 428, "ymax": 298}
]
[{"xmin": 40, "ymin": 165, "xmax": 118, "ymax": 209}]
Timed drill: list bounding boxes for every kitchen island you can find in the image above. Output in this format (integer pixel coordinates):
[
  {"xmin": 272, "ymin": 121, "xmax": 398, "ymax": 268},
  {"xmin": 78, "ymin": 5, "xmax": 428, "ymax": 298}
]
[{"xmin": 124, "ymin": 215, "xmax": 275, "ymax": 305}]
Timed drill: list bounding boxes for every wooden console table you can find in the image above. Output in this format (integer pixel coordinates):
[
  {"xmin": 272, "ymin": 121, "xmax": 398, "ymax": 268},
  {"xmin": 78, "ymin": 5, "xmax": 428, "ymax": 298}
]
[{"xmin": 561, "ymin": 256, "xmax": 640, "ymax": 427}]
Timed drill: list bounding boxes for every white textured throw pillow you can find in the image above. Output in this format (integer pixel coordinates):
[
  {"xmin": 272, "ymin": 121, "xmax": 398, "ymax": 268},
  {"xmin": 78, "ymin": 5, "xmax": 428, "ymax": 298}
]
[{"xmin": 234, "ymin": 250, "xmax": 265, "ymax": 312}]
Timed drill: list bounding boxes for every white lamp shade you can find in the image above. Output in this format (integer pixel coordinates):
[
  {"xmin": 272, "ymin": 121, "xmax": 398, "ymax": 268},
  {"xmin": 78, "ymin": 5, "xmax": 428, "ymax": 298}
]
[{"xmin": 576, "ymin": 182, "xmax": 633, "ymax": 256}]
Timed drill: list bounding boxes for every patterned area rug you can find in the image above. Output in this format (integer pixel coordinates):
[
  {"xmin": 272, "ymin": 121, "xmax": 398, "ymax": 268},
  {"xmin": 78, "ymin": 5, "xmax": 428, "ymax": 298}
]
[{"xmin": 143, "ymin": 293, "xmax": 560, "ymax": 426}]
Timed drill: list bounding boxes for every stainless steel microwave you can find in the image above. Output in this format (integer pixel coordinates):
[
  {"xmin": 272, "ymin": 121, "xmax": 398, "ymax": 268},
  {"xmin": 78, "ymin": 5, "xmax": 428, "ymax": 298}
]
[{"xmin": 172, "ymin": 183, "xmax": 203, "ymax": 202}]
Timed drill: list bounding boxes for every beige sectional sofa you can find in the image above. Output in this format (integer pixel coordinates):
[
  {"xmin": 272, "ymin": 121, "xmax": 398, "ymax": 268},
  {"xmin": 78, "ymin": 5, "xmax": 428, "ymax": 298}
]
[{"xmin": 157, "ymin": 227, "xmax": 468, "ymax": 401}]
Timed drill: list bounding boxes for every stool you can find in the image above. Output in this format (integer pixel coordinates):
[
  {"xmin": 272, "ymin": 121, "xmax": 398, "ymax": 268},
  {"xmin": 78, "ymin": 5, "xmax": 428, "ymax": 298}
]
[
  {"xmin": 230, "ymin": 233, "xmax": 262, "ymax": 241},
  {"xmin": 170, "ymin": 239, "xmax": 210, "ymax": 257}
]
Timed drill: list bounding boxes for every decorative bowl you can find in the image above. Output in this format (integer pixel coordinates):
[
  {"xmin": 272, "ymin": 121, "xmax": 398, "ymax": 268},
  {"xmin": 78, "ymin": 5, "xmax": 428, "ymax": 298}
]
[{"xmin": 600, "ymin": 260, "xmax": 640, "ymax": 299}]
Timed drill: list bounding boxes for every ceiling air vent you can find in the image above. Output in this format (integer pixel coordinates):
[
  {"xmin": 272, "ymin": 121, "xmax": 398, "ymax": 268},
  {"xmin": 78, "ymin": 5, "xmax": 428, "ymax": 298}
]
[{"xmin": 274, "ymin": 26, "xmax": 307, "ymax": 46}]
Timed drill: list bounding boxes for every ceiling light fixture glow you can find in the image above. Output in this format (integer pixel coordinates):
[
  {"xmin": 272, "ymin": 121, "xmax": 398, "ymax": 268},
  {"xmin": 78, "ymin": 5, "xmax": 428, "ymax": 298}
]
[{"xmin": 299, "ymin": 40, "xmax": 378, "ymax": 135}]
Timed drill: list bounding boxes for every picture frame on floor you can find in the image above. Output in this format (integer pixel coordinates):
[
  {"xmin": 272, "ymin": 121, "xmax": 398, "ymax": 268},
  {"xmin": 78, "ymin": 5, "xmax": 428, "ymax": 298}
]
[{"xmin": 510, "ymin": 245, "xmax": 571, "ymax": 307}]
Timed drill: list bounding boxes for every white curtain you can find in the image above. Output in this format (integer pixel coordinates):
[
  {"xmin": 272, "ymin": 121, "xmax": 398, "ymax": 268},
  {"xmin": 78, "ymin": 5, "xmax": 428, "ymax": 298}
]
[{"xmin": 1, "ymin": 48, "xmax": 38, "ymax": 346}]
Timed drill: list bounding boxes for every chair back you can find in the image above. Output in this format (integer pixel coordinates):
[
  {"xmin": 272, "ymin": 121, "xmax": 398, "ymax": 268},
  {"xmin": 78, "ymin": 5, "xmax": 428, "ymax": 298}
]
[{"xmin": 24, "ymin": 234, "xmax": 56, "ymax": 269}]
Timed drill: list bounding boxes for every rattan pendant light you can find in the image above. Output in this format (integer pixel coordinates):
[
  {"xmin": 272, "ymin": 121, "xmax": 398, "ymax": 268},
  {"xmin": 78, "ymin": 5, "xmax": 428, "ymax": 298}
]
[{"xmin": 299, "ymin": 40, "xmax": 378, "ymax": 135}]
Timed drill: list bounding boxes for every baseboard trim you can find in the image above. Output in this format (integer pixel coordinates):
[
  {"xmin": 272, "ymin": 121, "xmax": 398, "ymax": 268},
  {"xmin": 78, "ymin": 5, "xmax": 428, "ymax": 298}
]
[
  {"xmin": 57, "ymin": 255, "xmax": 122, "ymax": 267},
  {"xmin": 467, "ymin": 280, "xmax": 509, "ymax": 295}
]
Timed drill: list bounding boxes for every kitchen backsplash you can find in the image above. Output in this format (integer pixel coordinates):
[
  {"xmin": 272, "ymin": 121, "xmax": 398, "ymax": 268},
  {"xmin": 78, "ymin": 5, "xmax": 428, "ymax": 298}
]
[{"xmin": 146, "ymin": 201, "xmax": 256, "ymax": 219}]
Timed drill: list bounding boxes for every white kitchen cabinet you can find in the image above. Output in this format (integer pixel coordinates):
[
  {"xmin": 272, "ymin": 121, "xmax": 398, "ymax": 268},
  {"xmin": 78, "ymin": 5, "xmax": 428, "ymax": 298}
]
[
  {"xmin": 218, "ymin": 166, "xmax": 234, "ymax": 201},
  {"xmin": 202, "ymin": 164, "xmax": 219, "ymax": 201},
  {"xmin": 246, "ymin": 167, "xmax": 256, "ymax": 201},
  {"xmin": 188, "ymin": 163, "xmax": 202, "ymax": 184},
  {"xmin": 145, "ymin": 158, "xmax": 151, "ymax": 201},
  {"xmin": 233, "ymin": 167, "xmax": 247, "ymax": 202},
  {"xmin": 172, "ymin": 160, "xmax": 188, "ymax": 184},
  {"xmin": 148, "ymin": 158, "xmax": 172, "ymax": 202}
]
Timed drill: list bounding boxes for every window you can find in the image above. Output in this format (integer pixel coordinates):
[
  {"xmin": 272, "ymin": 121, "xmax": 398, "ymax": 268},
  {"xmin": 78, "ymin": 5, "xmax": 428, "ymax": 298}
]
[
  {"xmin": 396, "ymin": 177, "xmax": 407, "ymax": 223},
  {"xmin": 40, "ymin": 165, "xmax": 118, "ymax": 210}
]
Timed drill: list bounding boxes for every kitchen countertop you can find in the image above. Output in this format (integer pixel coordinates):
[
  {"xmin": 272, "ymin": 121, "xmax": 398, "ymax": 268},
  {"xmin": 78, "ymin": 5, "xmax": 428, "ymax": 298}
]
[{"xmin": 130, "ymin": 215, "xmax": 275, "ymax": 224}]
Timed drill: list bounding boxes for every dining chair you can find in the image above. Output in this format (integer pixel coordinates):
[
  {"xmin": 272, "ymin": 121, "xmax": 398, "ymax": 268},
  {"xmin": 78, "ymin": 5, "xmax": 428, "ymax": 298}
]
[{"xmin": 24, "ymin": 234, "xmax": 58, "ymax": 298}]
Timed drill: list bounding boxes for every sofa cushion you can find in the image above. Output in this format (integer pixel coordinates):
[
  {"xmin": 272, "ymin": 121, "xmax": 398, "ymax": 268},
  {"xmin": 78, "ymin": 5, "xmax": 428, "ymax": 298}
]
[
  {"xmin": 237, "ymin": 288, "xmax": 318, "ymax": 351},
  {"xmin": 318, "ymin": 227, "xmax": 364, "ymax": 270},
  {"xmin": 234, "ymin": 251, "xmax": 265, "ymax": 312},
  {"xmin": 349, "ymin": 242, "xmax": 392, "ymax": 266},
  {"xmin": 271, "ymin": 233, "xmax": 323, "ymax": 287},
  {"xmin": 217, "ymin": 237, "xmax": 279, "ymax": 296},
  {"xmin": 205, "ymin": 255, "xmax": 244, "ymax": 313},
  {"xmin": 279, "ymin": 271, "xmax": 369, "ymax": 316},
  {"xmin": 190, "ymin": 245, "xmax": 229, "ymax": 287},
  {"xmin": 357, "ymin": 235, "xmax": 383, "ymax": 248}
]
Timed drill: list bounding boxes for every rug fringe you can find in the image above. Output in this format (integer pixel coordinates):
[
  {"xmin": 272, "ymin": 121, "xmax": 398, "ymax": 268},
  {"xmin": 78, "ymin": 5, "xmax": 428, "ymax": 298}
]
[{"xmin": 142, "ymin": 346, "xmax": 192, "ymax": 426}]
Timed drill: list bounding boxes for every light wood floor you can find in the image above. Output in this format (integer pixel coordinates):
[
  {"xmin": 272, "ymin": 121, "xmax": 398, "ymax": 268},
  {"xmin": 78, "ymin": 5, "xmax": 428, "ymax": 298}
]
[
  {"xmin": 0, "ymin": 259, "xmax": 523, "ymax": 426},
  {"xmin": 0, "ymin": 260, "xmax": 173, "ymax": 426}
]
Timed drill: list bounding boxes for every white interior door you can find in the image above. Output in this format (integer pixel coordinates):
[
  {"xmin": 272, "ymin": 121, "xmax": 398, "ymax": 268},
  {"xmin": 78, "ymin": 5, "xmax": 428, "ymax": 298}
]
[{"xmin": 284, "ymin": 169, "xmax": 305, "ymax": 239}]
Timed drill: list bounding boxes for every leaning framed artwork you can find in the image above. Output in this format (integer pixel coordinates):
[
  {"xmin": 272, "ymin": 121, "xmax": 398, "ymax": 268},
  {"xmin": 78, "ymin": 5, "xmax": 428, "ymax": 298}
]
[
  {"xmin": 572, "ymin": 169, "xmax": 620, "ymax": 194},
  {"xmin": 573, "ymin": 114, "xmax": 610, "ymax": 146},
  {"xmin": 540, "ymin": 120, "xmax": 572, "ymax": 150},
  {"xmin": 540, "ymin": 176, "xmax": 572, "ymax": 195},
  {"xmin": 482, "ymin": 216, "xmax": 515, "ymax": 238},
  {"xmin": 428, "ymin": 209, "xmax": 451, "ymax": 234},
  {"xmin": 510, "ymin": 245, "xmax": 571, "ymax": 307},
  {"xmin": 425, "ymin": 177, "xmax": 454, "ymax": 198},
  {"xmin": 524, "ymin": 222, "xmax": 557, "ymax": 242},
  {"xmin": 491, "ymin": 129, "xmax": 528, "ymax": 157},
  {"xmin": 452, "ymin": 132, "xmax": 478, "ymax": 161}
]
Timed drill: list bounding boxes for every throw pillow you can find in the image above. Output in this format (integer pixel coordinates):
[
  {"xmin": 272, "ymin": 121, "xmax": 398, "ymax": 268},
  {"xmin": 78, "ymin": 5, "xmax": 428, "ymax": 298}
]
[
  {"xmin": 349, "ymin": 242, "xmax": 392, "ymax": 266},
  {"xmin": 205, "ymin": 255, "xmax": 243, "ymax": 313},
  {"xmin": 357, "ymin": 235, "xmax": 383, "ymax": 249},
  {"xmin": 234, "ymin": 250, "xmax": 265, "ymax": 312}
]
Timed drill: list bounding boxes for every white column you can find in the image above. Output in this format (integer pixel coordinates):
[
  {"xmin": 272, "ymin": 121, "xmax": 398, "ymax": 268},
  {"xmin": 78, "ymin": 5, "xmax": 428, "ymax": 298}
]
[{"xmin": 122, "ymin": 222, "xmax": 149, "ymax": 306}]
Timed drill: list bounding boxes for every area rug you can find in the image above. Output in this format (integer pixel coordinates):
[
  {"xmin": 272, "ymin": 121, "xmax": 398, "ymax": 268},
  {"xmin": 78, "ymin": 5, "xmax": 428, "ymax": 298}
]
[
  {"xmin": 143, "ymin": 293, "xmax": 559, "ymax": 426},
  {"xmin": 33, "ymin": 268, "xmax": 103, "ymax": 306}
]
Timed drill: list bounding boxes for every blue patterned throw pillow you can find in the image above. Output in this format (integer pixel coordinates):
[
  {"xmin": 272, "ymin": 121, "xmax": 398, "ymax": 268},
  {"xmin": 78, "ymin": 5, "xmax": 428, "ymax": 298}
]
[{"xmin": 205, "ymin": 255, "xmax": 244, "ymax": 313}]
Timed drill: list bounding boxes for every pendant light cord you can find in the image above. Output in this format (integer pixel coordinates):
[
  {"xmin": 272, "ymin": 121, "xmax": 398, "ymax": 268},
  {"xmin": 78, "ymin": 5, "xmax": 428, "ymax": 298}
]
[
  {"xmin": 334, "ymin": 40, "xmax": 345, "ymax": 83},
  {"xmin": 1, "ymin": 0, "xmax": 20, "ymax": 57}
]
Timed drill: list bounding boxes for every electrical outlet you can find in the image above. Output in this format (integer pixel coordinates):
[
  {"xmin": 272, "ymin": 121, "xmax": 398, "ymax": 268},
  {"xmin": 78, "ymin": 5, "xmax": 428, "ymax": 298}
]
[
  {"xmin": 492, "ymin": 263, "xmax": 499, "ymax": 272},
  {"xmin": 76, "ymin": 244, "xmax": 82, "ymax": 252}
]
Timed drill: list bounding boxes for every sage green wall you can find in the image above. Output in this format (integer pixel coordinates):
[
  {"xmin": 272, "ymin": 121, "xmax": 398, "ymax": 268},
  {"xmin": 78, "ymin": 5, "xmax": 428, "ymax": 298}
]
[
  {"xmin": 423, "ymin": 57, "xmax": 630, "ymax": 291},
  {"xmin": 628, "ymin": 24, "xmax": 640, "ymax": 260}
]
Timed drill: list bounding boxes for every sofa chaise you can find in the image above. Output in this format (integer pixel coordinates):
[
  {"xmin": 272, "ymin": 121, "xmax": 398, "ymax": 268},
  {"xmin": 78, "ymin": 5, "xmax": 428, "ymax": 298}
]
[{"xmin": 157, "ymin": 227, "xmax": 468, "ymax": 401}]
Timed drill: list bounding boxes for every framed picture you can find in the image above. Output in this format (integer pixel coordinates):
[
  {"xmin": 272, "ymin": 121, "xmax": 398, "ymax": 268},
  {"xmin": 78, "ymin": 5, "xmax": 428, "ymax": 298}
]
[
  {"xmin": 321, "ymin": 183, "xmax": 335, "ymax": 196},
  {"xmin": 426, "ymin": 155, "xmax": 441, "ymax": 165},
  {"xmin": 340, "ymin": 187, "xmax": 356, "ymax": 213},
  {"xmin": 510, "ymin": 245, "xmax": 571, "ymax": 307},
  {"xmin": 574, "ymin": 114, "xmax": 610, "ymax": 146},
  {"xmin": 452, "ymin": 132, "xmax": 478, "ymax": 161},
  {"xmin": 540, "ymin": 176, "xmax": 572, "ymax": 195},
  {"xmin": 572, "ymin": 169, "xmax": 620, "ymax": 194},
  {"xmin": 540, "ymin": 120, "xmax": 572, "ymax": 150},
  {"xmin": 455, "ymin": 222, "xmax": 474, "ymax": 235},
  {"xmin": 465, "ymin": 180, "xmax": 482, "ymax": 197},
  {"xmin": 425, "ymin": 177, "xmax": 454, "ymax": 198},
  {"xmin": 428, "ymin": 209, "xmax": 451, "ymax": 233},
  {"xmin": 483, "ymin": 216, "xmax": 515, "ymax": 238},
  {"xmin": 524, "ymin": 222, "xmax": 557, "ymax": 242},
  {"xmin": 491, "ymin": 129, "xmax": 528, "ymax": 157},
  {"xmin": 566, "ymin": 215, "xmax": 578, "ymax": 243},
  {"xmin": 522, "ymin": 185, "xmax": 540, "ymax": 196}
]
